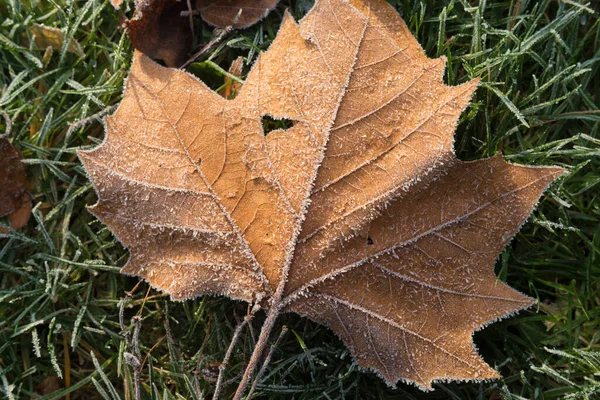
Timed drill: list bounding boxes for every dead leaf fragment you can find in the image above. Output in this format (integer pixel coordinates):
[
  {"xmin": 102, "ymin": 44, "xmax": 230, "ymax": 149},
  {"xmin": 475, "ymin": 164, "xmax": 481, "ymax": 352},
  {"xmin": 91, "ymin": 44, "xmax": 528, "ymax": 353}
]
[
  {"xmin": 110, "ymin": 0, "xmax": 125, "ymax": 9},
  {"xmin": 126, "ymin": 0, "xmax": 193, "ymax": 67},
  {"xmin": 80, "ymin": 0, "xmax": 565, "ymax": 390},
  {"xmin": 124, "ymin": 0, "xmax": 277, "ymax": 67},
  {"xmin": 27, "ymin": 24, "xmax": 84, "ymax": 57},
  {"xmin": 35, "ymin": 376, "xmax": 62, "ymax": 395},
  {"xmin": 197, "ymin": 0, "xmax": 280, "ymax": 28},
  {"xmin": 218, "ymin": 56, "xmax": 244, "ymax": 99},
  {"xmin": 0, "ymin": 137, "xmax": 31, "ymax": 233}
]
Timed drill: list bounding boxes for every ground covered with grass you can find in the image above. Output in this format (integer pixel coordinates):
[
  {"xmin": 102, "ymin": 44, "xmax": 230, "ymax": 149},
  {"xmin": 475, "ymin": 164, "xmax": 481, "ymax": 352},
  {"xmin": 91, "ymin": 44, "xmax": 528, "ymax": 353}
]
[{"xmin": 1, "ymin": 0, "xmax": 599, "ymax": 399}]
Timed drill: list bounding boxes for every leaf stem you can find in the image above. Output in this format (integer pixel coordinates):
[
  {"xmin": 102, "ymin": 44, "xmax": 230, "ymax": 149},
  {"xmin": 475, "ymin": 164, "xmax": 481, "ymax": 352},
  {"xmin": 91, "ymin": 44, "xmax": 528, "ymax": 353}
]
[
  {"xmin": 246, "ymin": 325, "xmax": 288, "ymax": 399},
  {"xmin": 180, "ymin": 26, "xmax": 235, "ymax": 70},
  {"xmin": 232, "ymin": 297, "xmax": 283, "ymax": 400},
  {"xmin": 119, "ymin": 295, "xmax": 142, "ymax": 400},
  {"xmin": 213, "ymin": 314, "xmax": 253, "ymax": 400}
]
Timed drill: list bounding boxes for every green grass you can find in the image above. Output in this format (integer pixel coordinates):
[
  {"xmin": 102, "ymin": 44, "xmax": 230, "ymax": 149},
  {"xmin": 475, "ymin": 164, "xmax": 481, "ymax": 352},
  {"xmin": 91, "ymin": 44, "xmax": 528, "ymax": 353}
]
[{"xmin": 1, "ymin": 0, "xmax": 599, "ymax": 399}]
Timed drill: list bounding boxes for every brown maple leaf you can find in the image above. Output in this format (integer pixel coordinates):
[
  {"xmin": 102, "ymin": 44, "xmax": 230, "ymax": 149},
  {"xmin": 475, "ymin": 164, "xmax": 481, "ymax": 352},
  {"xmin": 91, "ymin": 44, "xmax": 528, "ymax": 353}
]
[
  {"xmin": 0, "ymin": 136, "xmax": 31, "ymax": 234},
  {"xmin": 79, "ymin": 0, "xmax": 564, "ymax": 392}
]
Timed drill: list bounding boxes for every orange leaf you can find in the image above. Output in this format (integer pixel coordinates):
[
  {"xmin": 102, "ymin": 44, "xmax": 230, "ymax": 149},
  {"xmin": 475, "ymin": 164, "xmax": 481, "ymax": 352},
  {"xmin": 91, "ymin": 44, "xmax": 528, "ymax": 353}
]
[{"xmin": 80, "ymin": 0, "xmax": 564, "ymax": 390}]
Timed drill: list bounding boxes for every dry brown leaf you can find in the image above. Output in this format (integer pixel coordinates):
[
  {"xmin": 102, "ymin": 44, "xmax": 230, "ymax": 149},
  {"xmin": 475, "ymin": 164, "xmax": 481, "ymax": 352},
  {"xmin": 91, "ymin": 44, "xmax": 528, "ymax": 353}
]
[
  {"xmin": 79, "ymin": 0, "xmax": 564, "ymax": 390},
  {"xmin": 218, "ymin": 56, "xmax": 244, "ymax": 99},
  {"xmin": 126, "ymin": 0, "xmax": 193, "ymax": 67},
  {"xmin": 197, "ymin": 0, "xmax": 280, "ymax": 28},
  {"xmin": 110, "ymin": 0, "xmax": 125, "ymax": 9},
  {"xmin": 26, "ymin": 24, "xmax": 84, "ymax": 57},
  {"xmin": 0, "ymin": 137, "xmax": 31, "ymax": 234},
  {"xmin": 125, "ymin": 0, "xmax": 277, "ymax": 67},
  {"xmin": 35, "ymin": 376, "xmax": 62, "ymax": 395}
]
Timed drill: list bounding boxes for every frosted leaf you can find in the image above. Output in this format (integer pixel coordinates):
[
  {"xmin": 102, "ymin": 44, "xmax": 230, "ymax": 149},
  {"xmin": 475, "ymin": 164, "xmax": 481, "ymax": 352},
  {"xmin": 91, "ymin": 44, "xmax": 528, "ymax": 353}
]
[{"xmin": 80, "ymin": 0, "xmax": 564, "ymax": 390}]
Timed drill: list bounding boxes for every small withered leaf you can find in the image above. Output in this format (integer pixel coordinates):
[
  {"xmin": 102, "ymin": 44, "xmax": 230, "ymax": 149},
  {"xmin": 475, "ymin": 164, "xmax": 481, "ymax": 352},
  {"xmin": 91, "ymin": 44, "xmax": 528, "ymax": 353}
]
[
  {"xmin": 124, "ymin": 0, "xmax": 278, "ymax": 68},
  {"xmin": 26, "ymin": 24, "xmax": 84, "ymax": 57},
  {"xmin": 197, "ymin": 0, "xmax": 280, "ymax": 28},
  {"xmin": 80, "ymin": 0, "xmax": 564, "ymax": 390},
  {"xmin": 110, "ymin": 0, "xmax": 125, "ymax": 9},
  {"xmin": 35, "ymin": 376, "xmax": 62, "ymax": 396},
  {"xmin": 218, "ymin": 56, "xmax": 244, "ymax": 99},
  {"xmin": 126, "ymin": 0, "xmax": 193, "ymax": 68},
  {"xmin": 0, "ymin": 137, "xmax": 31, "ymax": 233}
]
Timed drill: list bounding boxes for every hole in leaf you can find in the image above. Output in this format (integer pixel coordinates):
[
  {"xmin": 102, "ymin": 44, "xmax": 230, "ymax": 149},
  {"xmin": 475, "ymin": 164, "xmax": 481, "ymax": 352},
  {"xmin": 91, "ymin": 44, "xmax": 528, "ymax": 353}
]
[
  {"xmin": 367, "ymin": 236, "xmax": 374, "ymax": 245},
  {"xmin": 261, "ymin": 115, "xmax": 297, "ymax": 136}
]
